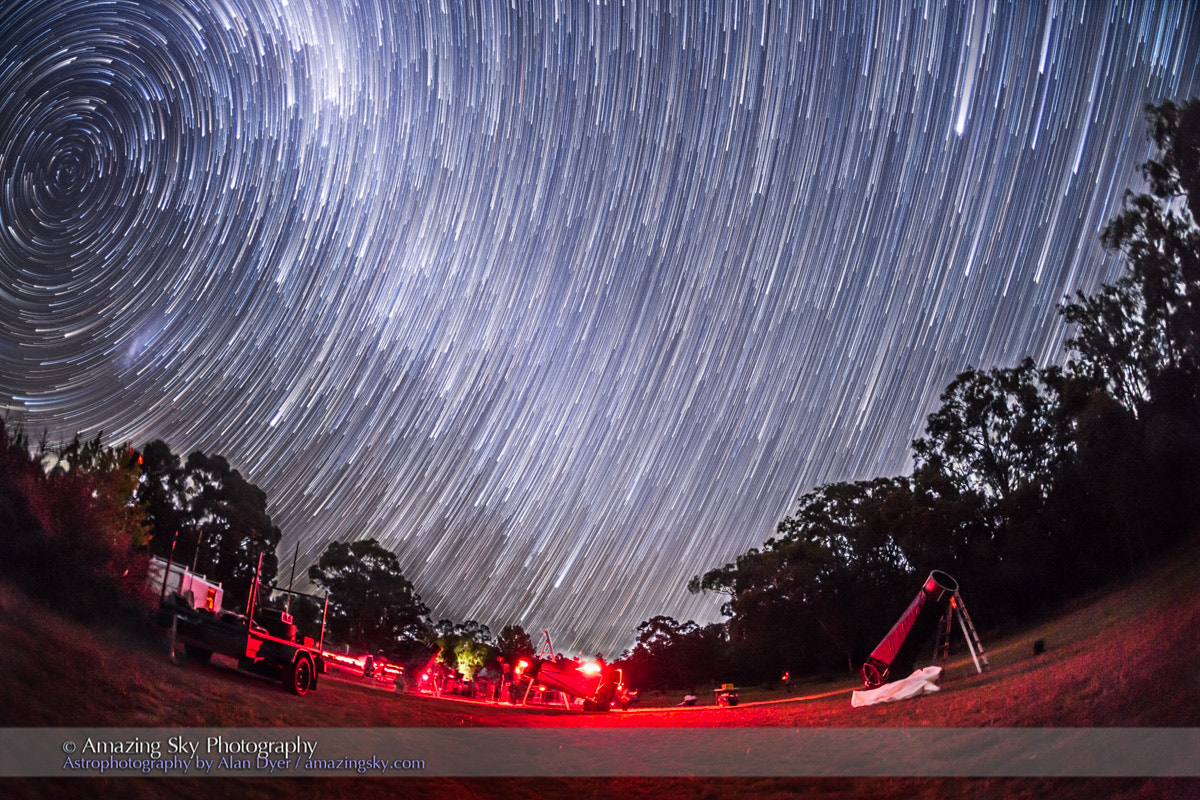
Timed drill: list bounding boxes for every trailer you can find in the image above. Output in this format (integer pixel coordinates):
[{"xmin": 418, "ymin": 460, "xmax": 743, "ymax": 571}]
[{"xmin": 157, "ymin": 553, "xmax": 328, "ymax": 696}]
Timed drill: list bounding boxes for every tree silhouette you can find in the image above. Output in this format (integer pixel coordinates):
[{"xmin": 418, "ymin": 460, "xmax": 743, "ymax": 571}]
[
  {"xmin": 680, "ymin": 97, "xmax": 1200, "ymax": 684},
  {"xmin": 912, "ymin": 358, "xmax": 1070, "ymax": 509},
  {"xmin": 495, "ymin": 624, "xmax": 535, "ymax": 663},
  {"xmin": 136, "ymin": 443, "xmax": 281, "ymax": 606},
  {"xmin": 1062, "ymin": 98, "xmax": 1200, "ymax": 416},
  {"xmin": 0, "ymin": 423, "xmax": 150, "ymax": 612},
  {"xmin": 309, "ymin": 538, "xmax": 430, "ymax": 656}
]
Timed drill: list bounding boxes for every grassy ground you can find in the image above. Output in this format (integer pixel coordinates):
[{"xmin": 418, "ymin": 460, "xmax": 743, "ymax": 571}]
[{"xmin": 2, "ymin": 535, "xmax": 1198, "ymax": 798}]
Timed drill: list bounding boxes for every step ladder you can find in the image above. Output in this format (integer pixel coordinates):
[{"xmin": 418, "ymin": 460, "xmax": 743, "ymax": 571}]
[
  {"xmin": 935, "ymin": 590, "xmax": 990, "ymax": 675},
  {"xmin": 535, "ymin": 629, "xmax": 555, "ymax": 661},
  {"xmin": 521, "ymin": 631, "xmax": 572, "ymax": 710}
]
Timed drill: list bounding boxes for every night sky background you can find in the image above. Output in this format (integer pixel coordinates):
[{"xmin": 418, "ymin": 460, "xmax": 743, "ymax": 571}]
[{"xmin": 2, "ymin": 0, "xmax": 1198, "ymax": 657}]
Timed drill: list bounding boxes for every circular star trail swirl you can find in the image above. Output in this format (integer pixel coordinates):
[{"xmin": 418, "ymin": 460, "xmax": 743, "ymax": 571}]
[{"xmin": 2, "ymin": 1, "xmax": 1198, "ymax": 656}]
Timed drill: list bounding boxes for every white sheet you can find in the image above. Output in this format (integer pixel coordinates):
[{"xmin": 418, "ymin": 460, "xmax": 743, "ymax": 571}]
[{"xmin": 851, "ymin": 665, "xmax": 943, "ymax": 707}]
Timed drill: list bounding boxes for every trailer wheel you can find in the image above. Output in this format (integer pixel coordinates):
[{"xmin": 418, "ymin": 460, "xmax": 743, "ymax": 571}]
[{"xmin": 289, "ymin": 654, "xmax": 315, "ymax": 696}]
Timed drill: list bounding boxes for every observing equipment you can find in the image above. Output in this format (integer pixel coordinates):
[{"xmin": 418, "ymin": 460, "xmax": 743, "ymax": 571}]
[
  {"xmin": 518, "ymin": 630, "xmax": 624, "ymax": 711},
  {"xmin": 861, "ymin": 570, "xmax": 988, "ymax": 688}
]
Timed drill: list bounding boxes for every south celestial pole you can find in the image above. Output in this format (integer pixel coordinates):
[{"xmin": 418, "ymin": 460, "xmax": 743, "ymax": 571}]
[{"xmin": 2, "ymin": 0, "xmax": 1197, "ymax": 656}]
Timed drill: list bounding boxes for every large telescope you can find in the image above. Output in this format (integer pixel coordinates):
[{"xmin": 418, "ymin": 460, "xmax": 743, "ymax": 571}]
[
  {"xmin": 861, "ymin": 570, "xmax": 958, "ymax": 688},
  {"xmin": 523, "ymin": 658, "xmax": 621, "ymax": 711}
]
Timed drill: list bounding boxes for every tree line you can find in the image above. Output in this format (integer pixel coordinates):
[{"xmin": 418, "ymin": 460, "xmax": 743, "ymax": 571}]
[
  {"xmin": 0, "ymin": 425, "xmax": 533, "ymax": 675},
  {"xmin": 2, "ymin": 98, "xmax": 1196, "ymax": 692},
  {"xmin": 614, "ymin": 98, "xmax": 1200, "ymax": 691}
]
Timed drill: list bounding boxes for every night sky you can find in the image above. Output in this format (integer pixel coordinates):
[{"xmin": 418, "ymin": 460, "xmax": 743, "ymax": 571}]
[{"xmin": 2, "ymin": 1, "xmax": 1198, "ymax": 657}]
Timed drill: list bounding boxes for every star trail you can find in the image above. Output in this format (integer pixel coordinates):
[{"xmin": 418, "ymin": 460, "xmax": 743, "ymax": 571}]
[{"xmin": 2, "ymin": 1, "xmax": 1198, "ymax": 657}]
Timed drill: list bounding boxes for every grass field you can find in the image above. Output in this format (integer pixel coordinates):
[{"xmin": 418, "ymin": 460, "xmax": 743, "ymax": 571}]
[{"xmin": 2, "ymin": 534, "xmax": 1198, "ymax": 798}]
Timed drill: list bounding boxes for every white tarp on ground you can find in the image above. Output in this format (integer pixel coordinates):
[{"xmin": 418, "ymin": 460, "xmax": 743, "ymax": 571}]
[{"xmin": 851, "ymin": 665, "xmax": 943, "ymax": 707}]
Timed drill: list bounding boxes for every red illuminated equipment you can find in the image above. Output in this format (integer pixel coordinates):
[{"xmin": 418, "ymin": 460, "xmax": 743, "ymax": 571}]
[
  {"xmin": 714, "ymin": 683, "xmax": 738, "ymax": 706},
  {"xmin": 524, "ymin": 657, "xmax": 622, "ymax": 711},
  {"xmin": 861, "ymin": 570, "xmax": 989, "ymax": 689},
  {"xmin": 156, "ymin": 552, "xmax": 329, "ymax": 696},
  {"xmin": 517, "ymin": 631, "xmax": 623, "ymax": 711}
]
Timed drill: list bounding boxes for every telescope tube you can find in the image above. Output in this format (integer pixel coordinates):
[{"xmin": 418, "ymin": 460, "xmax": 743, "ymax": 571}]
[{"xmin": 861, "ymin": 570, "xmax": 958, "ymax": 688}]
